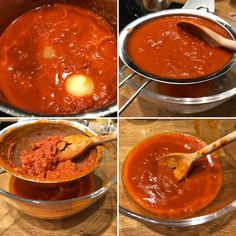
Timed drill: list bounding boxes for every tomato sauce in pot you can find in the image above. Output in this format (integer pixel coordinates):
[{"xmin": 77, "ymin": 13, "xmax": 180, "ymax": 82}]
[
  {"xmin": 123, "ymin": 133, "xmax": 223, "ymax": 218},
  {"xmin": 126, "ymin": 16, "xmax": 233, "ymax": 80},
  {"xmin": 0, "ymin": 4, "xmax": 117, "ymax": 114}
]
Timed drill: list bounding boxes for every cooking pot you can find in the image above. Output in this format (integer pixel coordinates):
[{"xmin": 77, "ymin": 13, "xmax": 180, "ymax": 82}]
[{"xmin": 0, "ymin": 0, "xmax": 117, "ymax": 117}]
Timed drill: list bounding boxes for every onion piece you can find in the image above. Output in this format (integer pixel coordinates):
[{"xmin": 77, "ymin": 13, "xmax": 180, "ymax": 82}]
[{"xmin": 65, "ymin": 74, "xmax": 94, "ymax": 97}]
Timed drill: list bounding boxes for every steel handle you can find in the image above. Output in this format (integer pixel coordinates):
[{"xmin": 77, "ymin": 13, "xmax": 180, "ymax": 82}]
[
  {"xmin": 141, "ymin": 0, "xmax": 170, "ymax": 12},
  {"xmin": 183, "ymin": 0, "xmax": 215, "ymax": 12}
]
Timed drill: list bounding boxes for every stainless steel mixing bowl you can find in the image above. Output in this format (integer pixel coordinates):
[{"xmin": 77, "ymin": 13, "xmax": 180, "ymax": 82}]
[{"xmin": 119, "ymin": 8, "xmax": 236, "ymax": 85}]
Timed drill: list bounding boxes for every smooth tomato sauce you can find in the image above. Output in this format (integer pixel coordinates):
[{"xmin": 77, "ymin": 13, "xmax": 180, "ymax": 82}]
[
  {"xmin": 123, "ymin": 133, "xmax": 223, "ymax": 218},
  {"xmin": 9, "ymin": 174, "xmax": 94, "ymax": 201},
  {"xmin": 127, "ymin": 16, "xmax": 233, "ymax": 80},
  {"xmin": 0, "ymin": 4, "xmax": 117, "ymax": 114}
]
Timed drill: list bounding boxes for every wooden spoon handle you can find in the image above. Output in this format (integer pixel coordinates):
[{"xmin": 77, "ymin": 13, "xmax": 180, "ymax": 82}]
[
  {"xmin": 220, "ymin": 38, "xmax": 236, "ymax": 51},
  {"xmin": 203, "ymin": 27, "xmax": 236, "ymax": 50},
  {"xmin": 193, "ymin": 130, "xmax": 236, "ymax": 160},
  {"xmin": 91, "ymin": 133, "xmax": 117, "ymax": 145}
]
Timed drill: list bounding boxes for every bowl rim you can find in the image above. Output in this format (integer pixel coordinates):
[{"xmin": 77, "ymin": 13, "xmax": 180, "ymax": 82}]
[
  {"xmin": 126, "ymin": 78, "xmax": 236, "ymax": 105},
  {"xmin": 119, "ymin": 201, "xmax": 236, "ymax": 227},
  {"xmin": 0, "ymin": 119, "xmax": 117, "ymax": 204},
  {"xmin": 119, "ymin": 63, "xmax": 236, "ymax": 105},
  {"xmin": 0, "ymin": 174, "xmax": 116, "ymax": 205}
]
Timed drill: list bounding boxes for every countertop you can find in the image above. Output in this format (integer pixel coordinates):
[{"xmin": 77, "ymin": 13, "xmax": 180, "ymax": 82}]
[
  {"xmin": 0, "ymin": 187, "xmax": 117, "ymax": 236},
  {"xmin": 119, "ymin": 0, "xmax": 236, "ymax": 117}
]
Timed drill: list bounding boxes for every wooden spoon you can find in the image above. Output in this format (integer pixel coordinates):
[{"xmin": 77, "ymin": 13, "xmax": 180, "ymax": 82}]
[
  {"xmin": 58, "ymin": 133, "xmax": 117, "ymax": 161},
  {"xmin": 160, "ymin": 130, "xmax": 236, "ymax": 182},
  {"xmin": 177, "ymin": 20, "xmax": 236, "ymax": 50}
]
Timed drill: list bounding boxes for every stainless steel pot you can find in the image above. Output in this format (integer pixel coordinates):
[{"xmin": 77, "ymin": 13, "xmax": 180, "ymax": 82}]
[
  {"xmin": 0, "ymin": 0, "xmax": 117, "ymax": 117},
  {"xmin": 119, "ymin": 0, "xmax": 236, "ymax": 85}
]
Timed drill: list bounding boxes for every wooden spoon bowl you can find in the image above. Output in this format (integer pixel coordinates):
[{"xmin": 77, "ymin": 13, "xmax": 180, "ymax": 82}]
[
  {"xmin": 177, "ymin": 20, "xmax": 236, "ymax": 50},
  {"xmin": 161, "ymin": 130, "xmax": 236, "ymax": 181}
]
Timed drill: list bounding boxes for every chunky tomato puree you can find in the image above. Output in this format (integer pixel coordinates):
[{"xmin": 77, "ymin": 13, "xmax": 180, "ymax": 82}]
[
  {"xmin": 127, "ymin": 16, "xmax": 233, "ymax": 80},
  {"xmin": 123, "ymin": 133, "xmax": 223, "ymax": 218},
  {"xmin": 9, "ymin": 135, "xmax": 96, "ymax": 181},
  {"xmin": 9, "ymin": 174, "xmax": 94, "ymax": 201},
  {"xmin": 0, "ymin": 4, "xmax": 117, "ymax": 114}
]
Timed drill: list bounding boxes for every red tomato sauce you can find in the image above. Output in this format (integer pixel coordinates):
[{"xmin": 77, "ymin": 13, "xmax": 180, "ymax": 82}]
[
  {"xmin": 126, "ymin": 16, "xmax": 233, "ymax": 80},
  {"xmin": 123, "ymin": 133, "xmax": 223, "ymax": 218},
  {"xmin": 8, "ymin": 135, "xmax": 97, "ymax": 181},
  {"xmin": 0, "ymin": 4, "xmax": 117, "ymax": 114},
  {"xmin": 157, "ymin": 81, "xmax": 212, "ymax": 97},
  {"xmin": 9, "ymin": 174, "xmax": 94, "ymax": 201}
]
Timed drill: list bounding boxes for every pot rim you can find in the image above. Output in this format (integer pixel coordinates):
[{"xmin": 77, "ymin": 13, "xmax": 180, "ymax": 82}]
[{"xmin": 0, "ymin": 101, "xmax": 117, "ymax": 117}]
